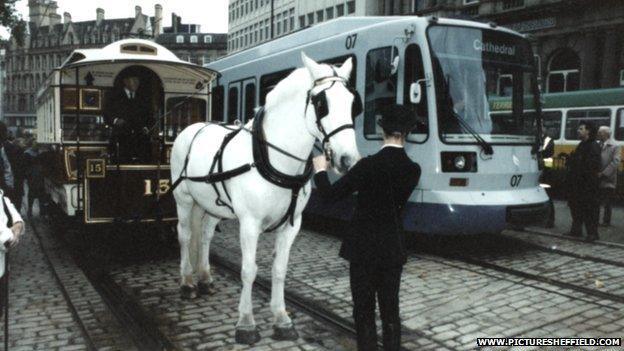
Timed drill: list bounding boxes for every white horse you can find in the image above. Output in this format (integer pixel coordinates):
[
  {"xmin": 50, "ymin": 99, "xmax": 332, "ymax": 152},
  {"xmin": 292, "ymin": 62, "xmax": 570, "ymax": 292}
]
[{"xmin": 171, "ymin": 52, "xmax": 360, "ymax": 344}]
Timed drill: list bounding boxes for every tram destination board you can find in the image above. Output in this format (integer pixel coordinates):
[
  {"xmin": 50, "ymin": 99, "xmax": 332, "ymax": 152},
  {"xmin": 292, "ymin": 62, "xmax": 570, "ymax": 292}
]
[{"xmin": 84, "ymin": 165, "xmax": 176, "ymax": 224}]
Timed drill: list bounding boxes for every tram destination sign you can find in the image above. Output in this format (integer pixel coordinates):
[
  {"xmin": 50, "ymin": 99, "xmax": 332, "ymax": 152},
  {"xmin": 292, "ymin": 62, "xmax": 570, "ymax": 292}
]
[{"xmin": 505, "ymin": 17, "xmax": 557, "ymax": 33}]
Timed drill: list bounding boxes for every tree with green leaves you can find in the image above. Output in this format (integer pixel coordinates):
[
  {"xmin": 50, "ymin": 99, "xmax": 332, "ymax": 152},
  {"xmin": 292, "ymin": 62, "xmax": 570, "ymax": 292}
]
[{"xmin": 0, "ymin": 0, "xmax": 26, "ymax": 46}]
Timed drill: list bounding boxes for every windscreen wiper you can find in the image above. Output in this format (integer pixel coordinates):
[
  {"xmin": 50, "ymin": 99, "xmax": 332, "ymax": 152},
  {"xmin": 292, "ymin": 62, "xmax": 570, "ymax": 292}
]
[{"xmin": 450, "ymin": 110, "xmax": 494, "ymax": 155}]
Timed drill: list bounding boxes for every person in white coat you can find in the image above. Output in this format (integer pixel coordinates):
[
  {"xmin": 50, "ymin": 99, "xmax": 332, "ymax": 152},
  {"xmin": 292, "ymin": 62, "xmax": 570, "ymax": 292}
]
[{"xmin": 0, "ymin": 188, "xmax": 24, "ymax": 278}]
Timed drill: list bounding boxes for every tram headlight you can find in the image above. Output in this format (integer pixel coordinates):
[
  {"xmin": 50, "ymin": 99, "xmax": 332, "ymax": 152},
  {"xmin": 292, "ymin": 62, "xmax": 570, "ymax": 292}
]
[
  {"xmin": 454, "ymin": 155, "xmax": 466, "ymax": 171},
  {"xmin": 441, "ymin": 152, "xmax": 477, "ymax": 173}
]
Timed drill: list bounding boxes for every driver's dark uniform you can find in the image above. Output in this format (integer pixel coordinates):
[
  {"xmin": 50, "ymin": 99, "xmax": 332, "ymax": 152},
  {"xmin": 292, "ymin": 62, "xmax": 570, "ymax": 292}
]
[
  {"xmin": 104, "ymin": 90, "xmax": 152, "ymax": 163},
  {"xmin": 314, "ymin": 146, "xmax": 420, "ymax": 350}
]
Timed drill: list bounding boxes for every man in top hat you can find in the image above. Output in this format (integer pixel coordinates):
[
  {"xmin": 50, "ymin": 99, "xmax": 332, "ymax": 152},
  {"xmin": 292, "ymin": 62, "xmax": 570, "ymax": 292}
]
[
  {"xmin": 312, "ymin": 104, "xmax": 421, "ymax": 351},
  {"xmin": 105, "ymin": 76, "xmax": 153, "ymax": 163}
]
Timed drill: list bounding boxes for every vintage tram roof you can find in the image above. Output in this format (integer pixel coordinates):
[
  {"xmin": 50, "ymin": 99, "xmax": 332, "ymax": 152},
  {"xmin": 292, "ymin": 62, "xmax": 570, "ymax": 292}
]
[
  {"xmin": 61, "ymin": 38, "xmax": 218, "ymax": 80},
  {"xmin": 207, "ymin": 16, "xmax": 523, "ymax": 72}
]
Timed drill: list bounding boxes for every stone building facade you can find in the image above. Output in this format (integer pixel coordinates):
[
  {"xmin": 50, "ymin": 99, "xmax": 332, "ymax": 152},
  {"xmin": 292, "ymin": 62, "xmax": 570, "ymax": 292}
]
[{"xmin": 2, "ymin": 0, "xmax": 226, "ymax": 136}]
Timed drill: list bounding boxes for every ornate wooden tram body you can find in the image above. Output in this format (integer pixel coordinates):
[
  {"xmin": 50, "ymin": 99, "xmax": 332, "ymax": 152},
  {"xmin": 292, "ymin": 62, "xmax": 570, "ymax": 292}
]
[{"xmin": 36, "ymin": 39, "xmax": 218, "ymax": 224}]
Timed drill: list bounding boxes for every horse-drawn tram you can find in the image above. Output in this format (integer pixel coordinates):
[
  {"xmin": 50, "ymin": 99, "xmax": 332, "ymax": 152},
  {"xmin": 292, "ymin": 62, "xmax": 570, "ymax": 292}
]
[
  {"xmin": 207, "ymin": 16, "xmax": 550, "ymax": 235},
  {"xmin": 36, "ymin": 39, "xmax": 218, "ymax": 224}
]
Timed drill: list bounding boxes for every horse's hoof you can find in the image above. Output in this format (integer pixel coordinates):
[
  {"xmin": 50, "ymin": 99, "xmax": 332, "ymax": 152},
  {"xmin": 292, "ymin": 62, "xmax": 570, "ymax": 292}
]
[
  {"xmin": 235, "ymin": 327, "xmax": 261, "ymax": 345},
  {"xmin": 272, "ymin": 324, "xmax": 299, "ymax": 341},
  {"xmin": 180, "ymin": 285, "xmax": 197, "ymax": 300},
  {"xmin": 197, "ymin": 281, "xmax": 216, "ymax": 296}
]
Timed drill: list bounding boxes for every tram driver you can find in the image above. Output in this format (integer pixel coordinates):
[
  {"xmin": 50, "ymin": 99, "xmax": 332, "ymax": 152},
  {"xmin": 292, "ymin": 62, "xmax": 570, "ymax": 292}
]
[{"xmin": 104, "ymin": 75, "xmax": 153, "ymax": 163}]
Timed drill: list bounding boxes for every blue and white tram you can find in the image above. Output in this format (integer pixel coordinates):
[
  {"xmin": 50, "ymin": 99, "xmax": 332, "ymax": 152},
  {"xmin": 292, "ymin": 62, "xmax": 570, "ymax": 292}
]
[{"xmin": 207, "ymin": 16, "xmax": 549, "ymax": 235}]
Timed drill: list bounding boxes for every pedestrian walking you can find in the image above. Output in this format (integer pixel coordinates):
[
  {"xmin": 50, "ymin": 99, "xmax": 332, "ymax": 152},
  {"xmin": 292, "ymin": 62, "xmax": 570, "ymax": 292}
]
[
  {"xmin": 565, "ymin": 121, "xmax": 601, "ymax": 242},
  {"xmin": 0, "ymin": 122, "xmax": 15, "ymax": 197},
  {"xmin": 540, "ymin": 124, "xmax": 556, "ymax": 228},
  {"xmin": 24, "ymin": 141, "xmax": 47, "ymax": 218},
  {"xmin": 312, "ymin": 104, "xmax": 421, "ymax": 351},
  {"xmin": 597, "ymin": 126, "xmax": 621, "ymax": 226}
]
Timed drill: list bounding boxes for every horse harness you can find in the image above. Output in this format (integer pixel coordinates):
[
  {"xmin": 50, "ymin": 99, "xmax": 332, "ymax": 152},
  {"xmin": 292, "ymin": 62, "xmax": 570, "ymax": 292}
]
[{"xmin": 170, "ymin": 70, "xmax": 360, "ymax": 232}]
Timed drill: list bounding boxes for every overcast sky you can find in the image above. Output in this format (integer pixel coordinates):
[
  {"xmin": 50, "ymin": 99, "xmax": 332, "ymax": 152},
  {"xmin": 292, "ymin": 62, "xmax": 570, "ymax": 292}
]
[{"xmin": 0, "ymin": 0, "xmax": 229, "ymax": 39}]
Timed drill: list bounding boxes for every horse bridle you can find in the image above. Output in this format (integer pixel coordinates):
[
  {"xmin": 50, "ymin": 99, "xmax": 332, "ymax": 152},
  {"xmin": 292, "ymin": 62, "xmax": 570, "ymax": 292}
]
[{"xmin": 306, "ymin": 67, "xmax": 363, "ymax": 163}]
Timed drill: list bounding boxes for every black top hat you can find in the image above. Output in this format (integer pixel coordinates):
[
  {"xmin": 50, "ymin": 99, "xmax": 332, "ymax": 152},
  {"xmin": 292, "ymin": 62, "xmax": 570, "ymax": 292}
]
[{"xmin": 376, "ymin": 104, "xmax": 418, "ymax": 134}]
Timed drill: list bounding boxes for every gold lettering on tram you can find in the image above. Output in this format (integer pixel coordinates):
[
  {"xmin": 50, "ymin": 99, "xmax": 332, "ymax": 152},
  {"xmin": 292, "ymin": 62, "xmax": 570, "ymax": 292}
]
[{"xmin": 144, "ymin": 179, "xmax": 172, "ymax": 196}]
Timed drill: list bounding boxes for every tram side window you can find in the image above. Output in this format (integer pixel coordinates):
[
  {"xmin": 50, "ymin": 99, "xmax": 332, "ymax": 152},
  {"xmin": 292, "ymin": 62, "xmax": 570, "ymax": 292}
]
[
  {"xmin": 616, "ymin": 109, "xmax": 624, "ymax": 141},
  {"xmin": 211, "ymin": 86, "xmax": 224, "ymax": 122},
  {"xmin": 564, "ymin": 109, "xmax": 611, "ymax": 140},
  {"xmin": 228, "ymin": 86, "xmax": 239, "ymax": 123},
  {"xmin": 404, "ymin": 44, "xmax": 428, "ymax": 142},
  {"xmin": 244, "ymin": 83, "xmax": 256, "ymax": 122},
  {"xmin": 260, "ymin": 68, "xmax": 294, "ymax": 105},
  {"xmin": 61, "ymin": 87, "xmax": 108, "ymax": 142},
  {"xmin": 364, "ymin": 46, "xmax": 399, "ymax": 139},
  {"xmin": 321, "ymin": 55, "xmax": 357, "ymax": 87},
  {"xmin": 165, "ymin": 97, "xmax": 207, "ymax": 142},
  {"xmin": 542, "ymin": 111, "xmax": 563, "ymax": 140}
]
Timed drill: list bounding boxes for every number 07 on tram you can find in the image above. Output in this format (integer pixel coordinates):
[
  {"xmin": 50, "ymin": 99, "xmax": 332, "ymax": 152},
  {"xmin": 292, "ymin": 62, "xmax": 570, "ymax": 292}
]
[{"xmin": 208, "ymin": 16, "xmax": 549, "ymax": 235}]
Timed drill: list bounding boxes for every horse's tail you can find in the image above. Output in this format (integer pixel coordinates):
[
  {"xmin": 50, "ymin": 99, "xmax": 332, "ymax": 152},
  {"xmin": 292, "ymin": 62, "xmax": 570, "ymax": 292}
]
[{"xmin": 189, "ymin": 204, "xmax": 204, "ymax": 273}]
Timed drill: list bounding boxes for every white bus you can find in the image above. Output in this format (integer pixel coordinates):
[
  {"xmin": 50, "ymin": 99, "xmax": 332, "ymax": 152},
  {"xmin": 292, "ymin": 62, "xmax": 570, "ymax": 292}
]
[{"xmin": 207, "ymin": 16, "xmax": 549, "ymax": 235}]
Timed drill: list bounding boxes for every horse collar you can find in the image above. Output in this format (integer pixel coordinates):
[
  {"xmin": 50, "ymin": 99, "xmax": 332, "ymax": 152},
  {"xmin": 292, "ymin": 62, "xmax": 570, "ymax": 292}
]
[{"xmin": 252, "ymin": 107, "xmax": 313, "ymax": 190}]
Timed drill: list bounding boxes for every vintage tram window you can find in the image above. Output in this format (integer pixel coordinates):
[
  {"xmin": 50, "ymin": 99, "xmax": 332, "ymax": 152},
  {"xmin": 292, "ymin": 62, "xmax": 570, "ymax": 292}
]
[
  {"xmin": 616, "ymin": 109, "xmax": 624, "ymax": 141},
  {"xmin": 404, "ymin": 44, "xmax": 428, "ymax": 142},
  {"xmin": 363, "ymin": 46, "xmax": 399, "ymax": 140},
  {"xmin": 211, "ymin": 85, "xmax": 225, "ymax": 122},
  {"xmin": 244, "ymin": 83, "xmax": 256, "ymax": 122},
  {"xmin": 321, "ymin": 55, "xmax": 357, "ymax": 87},
  {"xmin": 165, "ymin": 97, "xmax": 207, "ymax": 142},
  {"xmin": 564, "ymin": 109, "xmax": 611, "ymax": 140},
  {"xmin": 61, "ymin": 114, "xmax": 108, "ymax": 142},
  {"xmin": 227, "ymin": 86, "xmax": 239, "ymax": 123},
  {"xmin": 260, "ymin": 68, "xmax": 294, "ymax": 105}
]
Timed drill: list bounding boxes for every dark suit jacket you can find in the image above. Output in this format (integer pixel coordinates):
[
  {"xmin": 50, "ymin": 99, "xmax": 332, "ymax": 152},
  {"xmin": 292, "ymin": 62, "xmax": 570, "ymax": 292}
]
[
  {"xmin": 566, "ymin": 139, "xmax": 601, "ymax": 201},
  {"xmin": 313, "ymin": 146, "xmax": 421, "ymax": 267},
  {"xmin": 104, "ymin": 90, "xmax": 152, "ymax": 134}
]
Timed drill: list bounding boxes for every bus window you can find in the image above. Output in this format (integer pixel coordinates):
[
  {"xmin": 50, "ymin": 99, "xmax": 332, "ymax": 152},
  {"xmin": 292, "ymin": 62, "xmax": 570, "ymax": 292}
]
[
  {"xmin": 244, "ymin": 82, "xmax": 256, "ymax": 122},
  {"xmin": 260, "ymin": 68, "xmax": 294, "ymax": 105},
  {"xmin": 364, "ymin": 46, "xmax": 399, "ymax": 140},
  {"xmin": 542, "ymin": 111, "xmax": 563, "ymax": 140},
  {"xmin": 616, "ymin": 109, "xmax": 624, "ymax": 141},
  {"xmin": 404, "ymin": 44, "xmax": 428, "ymax": 143},
  {"xmin": 211, "ymin": 85, "xmax": 224, "ymax": 122},
  {"xmin": 165, "ymin": 97, "xmax": 207, "ymax": 142},
  {"xmin": 564, "ymin": 109, "xmax": 611, "ymax": 140},
  {"xmin": 227, "ymin": 86, "xmax": 239, "ymax": 123}
]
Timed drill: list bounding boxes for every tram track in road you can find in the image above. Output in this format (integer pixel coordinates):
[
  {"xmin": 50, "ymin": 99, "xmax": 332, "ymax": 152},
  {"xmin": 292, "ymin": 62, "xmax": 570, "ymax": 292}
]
[
  {"xmin": 209, "ymin": 252, "xmax": 419, "ymax": 351},
  {"xmin": 521, "ymin": 227, "xmax": 624, "ymax": 250},
  {"xmin": 35, "ymin": 215, "xmax": 178, "ymax": 351},
  {"xmin": 416, "ymin": 234, "xmax": 624, "ymax": 307}
]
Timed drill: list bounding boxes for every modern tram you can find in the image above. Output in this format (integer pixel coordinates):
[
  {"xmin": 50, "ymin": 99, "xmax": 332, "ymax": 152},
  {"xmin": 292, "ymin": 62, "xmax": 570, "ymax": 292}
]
[
  {"xmin": 207, "ymin": 16, "xmax": 550, "ymax": 235},
  {"xmin": 491, "ymin": 87, "xmax": 624, "ymax": 195},
  {"xmin": 36, "ymin": 39, "xmax": 217, "ymax": 224}
]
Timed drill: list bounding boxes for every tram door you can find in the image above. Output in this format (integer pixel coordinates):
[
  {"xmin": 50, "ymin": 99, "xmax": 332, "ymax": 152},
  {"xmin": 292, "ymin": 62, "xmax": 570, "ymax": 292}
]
[{"xmin": 242, "ymin": 79, "xmax": 257, "ymax": 123}]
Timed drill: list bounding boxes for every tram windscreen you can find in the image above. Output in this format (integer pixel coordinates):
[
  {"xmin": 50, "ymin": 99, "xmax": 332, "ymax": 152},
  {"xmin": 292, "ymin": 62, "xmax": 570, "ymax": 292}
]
[{"xmin": 427, "ymin": 25, "xmax": 538, "ymax": 144}]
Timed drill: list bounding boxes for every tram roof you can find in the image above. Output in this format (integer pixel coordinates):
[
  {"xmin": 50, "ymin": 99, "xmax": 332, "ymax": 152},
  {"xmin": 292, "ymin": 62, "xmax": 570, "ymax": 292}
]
[
  {"xmin": 60, "ymin": 38, "xmax": 218, "ymax": 81},
  {"xmin": 207, "ymin": 16, "xmax": 523, "ymax": 72}
]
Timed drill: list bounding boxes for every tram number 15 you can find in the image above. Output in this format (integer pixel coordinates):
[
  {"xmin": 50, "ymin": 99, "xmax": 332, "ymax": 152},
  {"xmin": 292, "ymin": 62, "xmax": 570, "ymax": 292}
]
[
  {"xmin": 144, "ymin": 179, "xmax": 171, "ymax": 196},
  {"xmin": 510, "ymin": 174, "xmax": 523, "ymax": 188}
]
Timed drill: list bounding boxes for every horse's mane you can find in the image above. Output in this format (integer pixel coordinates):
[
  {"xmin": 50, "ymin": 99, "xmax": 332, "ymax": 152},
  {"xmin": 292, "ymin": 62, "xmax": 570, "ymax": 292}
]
[{"xmin": 264, "ymin": 68, "xmax": 311, "ymax": 111}]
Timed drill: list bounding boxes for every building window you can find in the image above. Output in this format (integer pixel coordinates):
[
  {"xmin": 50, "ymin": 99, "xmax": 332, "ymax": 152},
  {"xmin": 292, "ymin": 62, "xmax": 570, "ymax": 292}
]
[
  {"xmin": 347, "ymin": 1, "xmax": 356, "ymax": 14},
  {"xmin": 547, "ymin": 49, "xmax": 580, "ymax": 93},
  {"xmin": 502, "ymin": 0, "xmax": 524, "ymax": 10},
  {"xmin": 190, "ymin": 35, "xmax": 198, "ymax": 43},
  {"xmin": 307, "ymin": 13, "xmax": 314, "ymax": 25},
  {"xmin": 337, "ymin": 4, "xmax": 345, "ymax": 17},
  {"xmin": 299, "ymin": 15, "xmax": 306, "ymax": 28},
  {"xmin": 176, "ymin": 35, "xmax": 184, "ymax": 43},
  {"xmin": 326, "ymin": 7, "xmax": 334, "ymax": 20},
  {"xmin": 317, "ymin": 10, "xmax": 324, "ymax": 23},
  {"xmin": 204, "ymin": 35, "xmax": 213, "ymax": 43}
]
